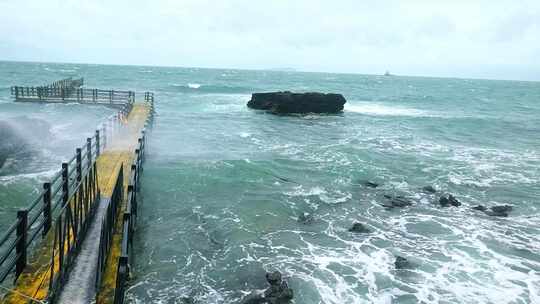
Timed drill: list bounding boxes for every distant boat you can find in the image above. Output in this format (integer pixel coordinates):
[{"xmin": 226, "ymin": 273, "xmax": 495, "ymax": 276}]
[{"xmin": 384, "ymin": 71, "xmax": 392, "ymax": 76}]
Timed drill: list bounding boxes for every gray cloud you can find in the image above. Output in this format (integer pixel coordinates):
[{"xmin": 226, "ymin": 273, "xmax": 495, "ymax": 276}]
[{"xmin": 0, "ymin": 0, "xmax": 538, "ymax": 80}]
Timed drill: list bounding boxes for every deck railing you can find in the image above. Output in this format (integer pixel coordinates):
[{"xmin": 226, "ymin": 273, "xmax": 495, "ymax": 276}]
[
  {"xmin": 0, "ymin": 101, "xmax": 133, "ymax": 299},
  {"xmin": 47, "ymin": 77, "xmax": 84, "ymax": 89},
  {"xmin": 110, "ymin": 95, "xmax": 153, "ymax": 304},
  {"xmin": 10, "ymin": 86, "xmax": 135, "ymax": 105},
  {"xmin": 95, "ymin": 165, "xmax": 123, "ymax": 293}
]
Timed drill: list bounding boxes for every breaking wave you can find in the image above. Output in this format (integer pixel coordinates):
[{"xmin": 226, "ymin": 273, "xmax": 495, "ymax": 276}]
[
  {"xmin": 170, "ymin": 83, "xmax": 252, "ymax": 94},
  {"xmin": 345, "ymin": 102, "xmax": 433, "ymax": 117}
]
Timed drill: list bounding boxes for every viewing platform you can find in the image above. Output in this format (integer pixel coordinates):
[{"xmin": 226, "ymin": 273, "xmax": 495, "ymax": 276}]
[
  {"xmin": 10, "ymin": 77, "xmax": 135, "ymax": 107},
  {"xmin": 0, "ymin": 81, "xmax": 154, "ymax": 304}
]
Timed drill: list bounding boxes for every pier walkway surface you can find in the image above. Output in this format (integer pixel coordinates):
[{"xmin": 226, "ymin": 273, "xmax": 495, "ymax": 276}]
[{"xmin": 0, "ymin": 100, "xmax": 152, "ymax": 304}]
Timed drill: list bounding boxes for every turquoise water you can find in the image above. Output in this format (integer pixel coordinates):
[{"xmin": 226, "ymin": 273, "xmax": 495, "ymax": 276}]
[{"xmin": 1, "ymin": 61, "xmax": 539, "ymax": 303}]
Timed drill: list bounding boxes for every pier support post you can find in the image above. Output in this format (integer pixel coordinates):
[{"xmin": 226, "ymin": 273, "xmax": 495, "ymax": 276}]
[
  {"xmin": 62, "ymin": 163, "xmax": 69, "ymax": 206},
  {"xmin": 15, "ymin": 210, "xmax": 28, "ymax": 279},
  {"xmin": 43, "ymin": 183, "xmax": 52, "ymax": 237}
]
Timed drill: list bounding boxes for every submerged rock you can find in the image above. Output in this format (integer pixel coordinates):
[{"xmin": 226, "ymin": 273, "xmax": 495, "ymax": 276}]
[
  {"xmin": 472, "ymin": 205, "xmax": 487, "ymax": 211},
  {"xmin": 360, "ymin": 180, "xmax": 379, "ymax": 188},
  {"xmin": 240, "ymin": 291, "xmax": 267, "ymax": 304},
  {"xmin": 297, "ymin": 212, "xmax": 314, "ymax": 224},
  {"xmin": 422, "ymin": 185, "xmax": 437, "ymax": 194},
  {"xmin": 486, "ymin": 205, "xmax": 513, "ymax": 217},
  {"xmin": 472, "ymin": 204, "xmax": 513, "ymax": 217},
  {"xmin": 383, "ymin": 195, "xmax": 412, "ymax": 208},
  {"xmin": 241, "ymin": 271, "xmax": 294, "ymax": 304},
  {"xmin": 247, "ymin": 91, "xmax": 346, "ymax": 114},
  {"xmin": 394, "ymin": 256, "xmax": 411, "ymax": 269},
  {"xmin": 348, "ymin": 222, "xmax": 371, "ymax": 233},
  {"xmin": 181, "ymin": 297, "xmax": 195, "ymax": 304},
  {"xmin": 439, "ymin": 194, "xmax": 461, "ymax": 207}
]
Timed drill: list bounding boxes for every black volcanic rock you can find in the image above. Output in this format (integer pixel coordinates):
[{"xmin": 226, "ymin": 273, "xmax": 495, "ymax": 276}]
[
  {"xmin": 247, "ymin": 91, "xmax": 346, "ymax": 114},
  {"xmin": 382, "ymin": 195, "xmax": 412, "ymax": 208},
  {"xmin": 439, "ymin": 194, "xmax": 461, "ymax": 207},
  {"xmin": 297, "ymin": 212, "xmax": 314, "ymax": 224},
  {"xmin": 472, "ymin": 204, "xmax": 513, "ymax": 217},
  {"xmin": 486, "ymin": 205, "xmax": 513, "ymax": 217},
  {"xmin": 241, "ymin": 272, "xmax": 294, "ymax": 304},
  {"xmin": 422, "ymin": 185, "xmax": 437, "ymax": 193},
  {"xmin": 472, "ymin": 205, "xmax": 487, "ymax": 211},
  {"xmin": 360, "ymin": 180, "xmax": 380, "ymax": 188},
  {"xmin": 348, "ymin": 223, "xmax": 371, "ymax": 233},
  {"xmin": 394, "ymin": 256, "xmax": 411, "ymax": 269}
]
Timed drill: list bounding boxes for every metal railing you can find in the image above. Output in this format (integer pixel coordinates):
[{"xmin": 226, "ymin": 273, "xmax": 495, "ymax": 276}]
[
  {"xmin": 0, "ymin": 101, "xmax": 134, "ymax": 300},
  {"xmin": 10, "ymin": 86, "xmax": 135, "ymax": 105},
  {"xmin": 47, "ymin": 77, "xmax": 84, "ymax": 89},
  {"xmin": 110, "ymin": 94, "xmax": 153, "ymax": 304},
  {"xmin": 95, "ymin": 165, "xmax": 123, "ymax": 293}
]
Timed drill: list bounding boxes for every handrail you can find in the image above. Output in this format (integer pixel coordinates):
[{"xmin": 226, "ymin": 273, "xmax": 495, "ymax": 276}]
[
  {"xmin": 0, "ymin": 97, "xmax": 138, "ymax": 296},
  {"xmin": 95, "ymin": 165, "xmax": 123, "ymax": 292},
  {"xmin": 10, "ymin": 86, "xmax": 135, "ymax": 105},
  {"xmin": 112, "ymin": 100, "xmax": 153, "ymax": 304}
]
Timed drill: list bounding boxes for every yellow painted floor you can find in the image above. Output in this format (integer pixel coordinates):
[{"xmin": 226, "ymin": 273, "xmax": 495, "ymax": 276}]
[{"xmin": 1, "ymin": 103, "xmax": 150, "ymax": 304}]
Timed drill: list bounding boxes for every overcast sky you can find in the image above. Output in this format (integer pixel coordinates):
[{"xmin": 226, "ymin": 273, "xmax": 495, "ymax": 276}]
[{"xmin": 0, "ymin": 0, "xmax": 539, "ymax": 80}]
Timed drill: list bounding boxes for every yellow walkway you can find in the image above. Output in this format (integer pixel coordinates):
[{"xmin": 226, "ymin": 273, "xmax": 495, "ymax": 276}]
[{"xmin": 2, "ymin": 103, "xmax": 150, "ymax": 304}]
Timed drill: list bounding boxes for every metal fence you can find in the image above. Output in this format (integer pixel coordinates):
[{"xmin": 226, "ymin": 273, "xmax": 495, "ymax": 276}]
[
  {"xmin": 0, "ymin": 101, "xmax": 133, "ymax": 300},
  {"xmin": 10, "ymin": 86, "xmax": 135, "ymax": 105},
  {"xmin": 111, "ymin": 96, "xmax": 152, "ymax": 304},
  {"xmin": 47, "ymin": 77, "xmax": 84, "ymax": 89}
]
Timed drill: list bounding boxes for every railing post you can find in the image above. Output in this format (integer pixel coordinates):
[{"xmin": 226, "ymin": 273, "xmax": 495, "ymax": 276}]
[
  {"xmin": 76, "ymin": 148, "xmax": 82, "ymax": 182},
  {"xmin": 43, "ymin": 183, "xmax": 52, "ymax": 237},
  {"xmin": 131, "ymin": 164, "xmax": 137, "ymax": 193},
  {"xmin": 87, "ymin": 138, "xmax": 92, "ymax": 168},
  {"xmin": 96, "ymin": 130, "xmax": 100, "ymax": 157},
  {"xmin": 114, "ymin": 255, "xmax": 128, "ymax": 304},
  {"xmin": 15, "ymin": 210, "xmax": 28, "ymax": 278},
  {"xmin": 15, "ymin": 86, "xmax": 19, "ymax": 99},
  {"xmin": 62, "ymin": 163, "xmax": 69, "ymax": 206}
]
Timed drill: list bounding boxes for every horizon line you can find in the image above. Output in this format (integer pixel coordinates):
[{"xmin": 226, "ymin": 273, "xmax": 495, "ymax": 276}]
[{"xmin": 1, "ymin": 59, "xmax": 538, "ymax": 83}]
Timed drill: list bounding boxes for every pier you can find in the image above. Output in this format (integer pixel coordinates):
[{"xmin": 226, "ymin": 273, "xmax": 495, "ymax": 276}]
[{"xmin": 0, "ymin": 79, "xmax": 154, "ymax": 304}]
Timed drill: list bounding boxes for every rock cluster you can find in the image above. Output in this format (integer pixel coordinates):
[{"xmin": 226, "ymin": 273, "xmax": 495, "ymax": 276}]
[
  {"xmin": 247, "ymin": 91, "xmax": 346, "ymax": 114},
  {"xmin": 439, "ymin": 194, "xmax": 461, "ymax": 207},
  {"xmin": 241, "ymin": 271, "xmax": 294, "ymax": 304},
  {"xmin": 348, "ymin": 222, "xmax": 371, "ymax": 233},
  {"xmin": 394, "ymin": 256, "xmax": 411, "ymax": 269},
  {"xmin": 382, "ymin": 195, "xmax": 412, "ymax": 208},
  {"xmin": 473, "ymin": 205, "xmax": 513, "ymax": 217}
]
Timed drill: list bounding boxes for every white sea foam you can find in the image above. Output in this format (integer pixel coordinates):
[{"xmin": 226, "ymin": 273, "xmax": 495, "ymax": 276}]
[
  {"xmin": 345, "ymin": 103, "xmax": 431, "ymax": 117},
  {"xmin": 188, "ymin": 83, "xmax": 201, "ymax": 89},
  {"xmin": 0, "ymin": 169, "xmax": 59, "ymax": 184}
]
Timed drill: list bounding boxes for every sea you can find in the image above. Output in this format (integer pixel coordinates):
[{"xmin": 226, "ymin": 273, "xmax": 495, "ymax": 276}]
[{"xmin": 0, "ymin": 61, "xmax": 539, "ymax": 303}]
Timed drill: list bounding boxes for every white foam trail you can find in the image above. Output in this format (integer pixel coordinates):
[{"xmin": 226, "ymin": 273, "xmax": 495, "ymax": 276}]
[
  {"xmin": 188, "ymin": 83, "xmax": 201, "ymax": 89},
  {"xmin": 345, "ymin": 103, "xmax": 430, "ymax": 117}
]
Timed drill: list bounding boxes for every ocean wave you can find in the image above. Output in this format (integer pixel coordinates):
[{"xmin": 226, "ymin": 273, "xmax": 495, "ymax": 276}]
[
  {"xmin": 170, "ymin": 83, "xmax": 252, "ymax": 94},
  {"xmin": 0, "ymin": 168, "xmax": 59, "ymax": 184},
  {"xmin": 345, "ymin": 102, "xmax": 433, "ymax": 117}
]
